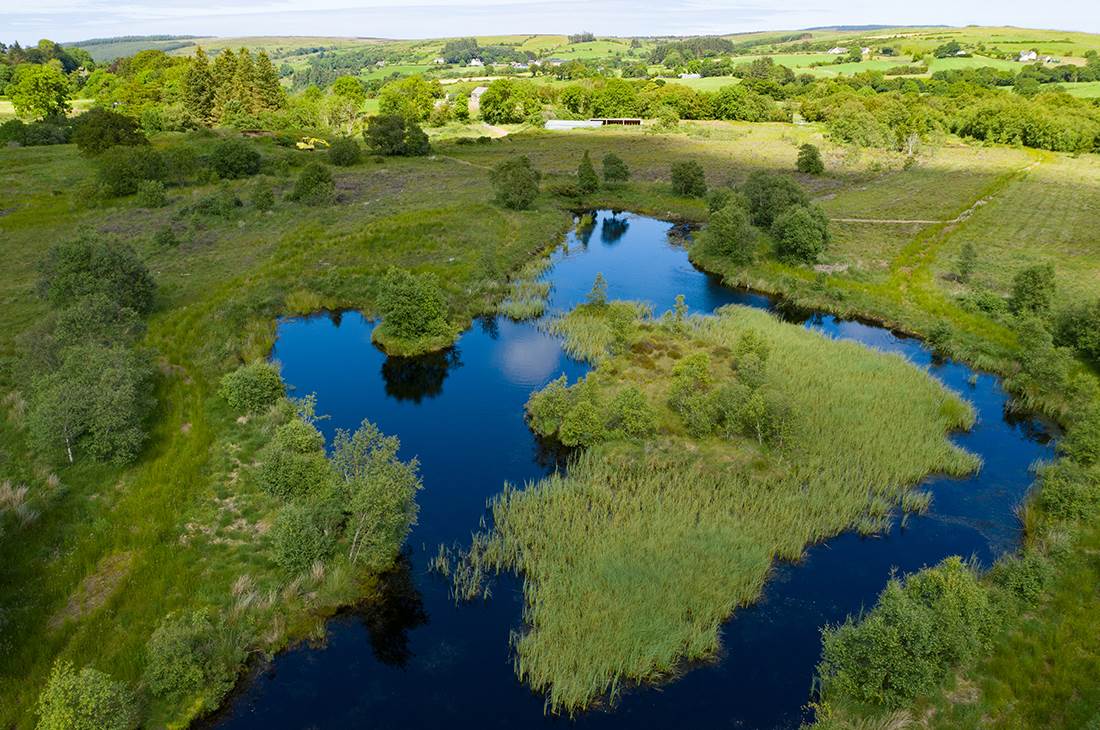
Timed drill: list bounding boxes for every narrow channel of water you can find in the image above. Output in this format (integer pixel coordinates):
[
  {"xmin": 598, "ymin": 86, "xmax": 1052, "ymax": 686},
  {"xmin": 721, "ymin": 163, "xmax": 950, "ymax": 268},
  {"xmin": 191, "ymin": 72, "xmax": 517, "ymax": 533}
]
[{"xmin": 212, "ymin": 211, "xmax": 1053, "ymax": 730}]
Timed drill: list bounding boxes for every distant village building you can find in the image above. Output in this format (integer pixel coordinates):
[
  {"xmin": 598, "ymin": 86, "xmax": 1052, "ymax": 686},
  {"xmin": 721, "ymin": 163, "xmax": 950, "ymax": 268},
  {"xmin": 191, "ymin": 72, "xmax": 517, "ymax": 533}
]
[
  {"xmin": 679, "ymin": 73, "xmax": 701, "ymax": 79},
  {"xmin": 827, "ymin": 46, "xmax": 848, "ymax": 55},
  {"xmin": 469, "ymin": 85, "xmax": 489, "ymax": 113},
  {"xmin": 546, "ymin": 58, "xmax": 565, "ymax": 66},
  {"xmin": 510, "ymin": 61, "xmax": 530, "ymax": 70},
  {"xmin": 433, "ymin": 57, "xmax": 446, "ymax": 64},
  {"xmin": 375, "ymin": 60, "xmax": 386, "ymax": 67},
  {"xmin": 860, "ymin": 47, "xmax": 871, "ymax": 55},
  {"xmin": 1018, "ymin": 50, "xmax": 1039, "ymax": 62},
  {"xmin": 468, "ymin": 58, "xmax": 484, "ymax": 67}
]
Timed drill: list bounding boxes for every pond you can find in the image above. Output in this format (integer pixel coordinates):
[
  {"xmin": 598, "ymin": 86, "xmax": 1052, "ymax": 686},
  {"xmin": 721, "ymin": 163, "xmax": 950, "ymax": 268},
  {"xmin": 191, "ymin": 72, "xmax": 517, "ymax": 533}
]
[{"xmin": 212, "ymin": 211, "xmax": 1053, "ymax": 729}]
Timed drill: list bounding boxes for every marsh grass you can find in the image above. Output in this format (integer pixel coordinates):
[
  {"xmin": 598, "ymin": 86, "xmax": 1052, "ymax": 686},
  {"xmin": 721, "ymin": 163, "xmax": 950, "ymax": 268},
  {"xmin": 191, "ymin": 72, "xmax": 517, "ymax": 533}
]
[
  {"xmin": 499, "ymin": 257, "xmax": 553, "ymax": 320},
  {"xmin": 459, "ymin": 304, "xmax": 979, "ymax": 714}
]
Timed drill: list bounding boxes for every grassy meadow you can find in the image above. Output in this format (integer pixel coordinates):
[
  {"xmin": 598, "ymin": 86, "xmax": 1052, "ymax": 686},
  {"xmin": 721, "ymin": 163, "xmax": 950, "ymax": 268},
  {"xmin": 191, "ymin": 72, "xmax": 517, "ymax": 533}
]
[
  {"xmin": 2, "ymin": 110, "xmax": 1099, "ymax": 725},
  {"xmin": 459, "ymin": 304, "xmax": 977, "ymax": 713}
]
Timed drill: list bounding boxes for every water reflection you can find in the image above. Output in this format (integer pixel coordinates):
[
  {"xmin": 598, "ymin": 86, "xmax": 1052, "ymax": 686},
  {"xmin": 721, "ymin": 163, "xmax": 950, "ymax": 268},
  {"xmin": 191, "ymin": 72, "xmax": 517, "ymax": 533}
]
[
  {"xmin": 381, "ymin": 349, "xmax": 462, "ymax": 403},
  {"xmin": 360, "ymin": 552, "xmax": 429, "ymax": 668},
  {"xmin": 600, "ymin": 214, "xmax": 630, "ymax": 244}
]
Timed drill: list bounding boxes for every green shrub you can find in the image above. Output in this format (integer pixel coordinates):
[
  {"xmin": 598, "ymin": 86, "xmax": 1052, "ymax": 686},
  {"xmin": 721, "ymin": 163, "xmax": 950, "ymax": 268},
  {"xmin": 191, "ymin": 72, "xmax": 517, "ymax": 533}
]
[
  {"xmin": 144, "ymin": 609, "xmax": 241, "ymax": 701},
  {"xmin": 1010, "ymin": 264, "xmax": 1056, "ymax": 315},
  {"xmin": 1054, "ymin": 299, "xmax": 1100, "ymax": 366},
  {"xmin": 602, "ymin": 152, "xmax": 630, "ymax": 185},
  {"xmin": 990, "ymin": 552, "xmax": 1054, "ymax": 602},
  {"xmin": 363, "ymin": 114, "xmax": 431, "ymax": 156},
  {"xmin": 218, "ymin": 361, "xmax": 283, "ymax": 413},
  {"xmin": 818, "ymin": 557, "xmax": 995, "ymax": 710},
  {"xmin": 287, "ymin": 162, "xmax": 335, "ymax": 204},
  {"xmin": 36, "ymin": 660, "xmax": 138, "ymax": 730},
  {"xmin": 376, "ymin": 268, "xmax": 450, "ymax": 342},
  {"xmin": 135, "ymin": 179, "xmax": 167, "ymax": 208},
  {"xmin": 273, "ymin": 417, "xmax": 325, "ymax": 453},
  {"xmin": 577, "ymin": 150, "xmax": 599, "ymax": 193},
  {"xmin": 328, "ymin": 136, "xmax": 362, "ymax": 166},
  {"xmin": 490, "ymin": 155, "xmax": 541, "ymax": 210},
  {"xmin": 209, "ymin": 138, "xmax": 262, "ymax": 179},
  {"xmin": 0, "ymin": 118, "xmax": 27, "ymax": 145},
  {"xmin": 796, "ymin": 143, "xmax": 825, "ymax": 175},
  {"xmin": 706, "ymin": 187, "xmax": 744, "ymax": 213},
  {"xmin": 526, "ymin": 375, "xmax": 572, "ymax": 436},
  {"xmin": 71, "ymin": 108, "xmax": 147, "ymax": 155},
  {"xmin": 96, "ymin": 145, "xmax": 166, "ymax": 197},
  {"xmin": 257, "ymin": 448, "xmax": 333, "ymax": 499},
  {"xmin": 270, "ymin": 500, "xmax": 338, "ymax": 573},
  {"xmin": 37, "ymin": 233, "xmax": 156, "ymax": 314},
  {"xmin": 184, "ymin": 185, "xmax": 242, "ymax": 218},
  {"xmin": 740, "ymin": 170, "xmax": 810, "ymax": 227},
  {"xmin": 559, "ymin": 398, "xmax": 607, "ymax": 447},
  {"xmin": 251, "ymin": 179, "xmax": 275, "ymax": 211},
  {"xmin": 1061, "ymin": 407, "xmax": 1100, "ymax": 466},
  {"xmin": 607, "ymin": 387, "xmax": 658, "ymax": 439},
  {"xmin": 153, "ymin": 226, "xmax": 179, "ymax": 248},
  {"xmin": 1036, "ymin": 456, "xmax": 1100, "ymax": 520},
  {"xmin": 670, "ymin": 160, "xmax": 706, "ymax": 197},
  {"xmin": 772, "ymin": 204, "xmax": 830, "ymax": 264},
  {"xmin": 703, "ymin": 202, "xmax": 755, "ymax": 265}
]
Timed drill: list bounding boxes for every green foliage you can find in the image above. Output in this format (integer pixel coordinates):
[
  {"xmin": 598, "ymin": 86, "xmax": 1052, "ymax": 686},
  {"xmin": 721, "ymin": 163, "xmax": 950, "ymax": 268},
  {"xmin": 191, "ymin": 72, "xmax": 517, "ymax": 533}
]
[
  {"xmin": 558, "ymin": 398, "xmax": 607, "ymax": 447},
  {"xmin": 135, "ymin": 179, "xmax": 167, "ymax": 208},
  {"xmin": 52, "ymin": 294, "xmax": 145, "ymax": 352},
  {"xmin": 771, "ymin": 204, "xmax": 831, "ymax": 264},
  {"xmin": 490, "ymin": 155, "xmax": 541, "ymax": 210},
  {"xmin": 526, "ymin": 375, "xmax": 572, "ymax": 436},
  {"xmin": 96, "ymin": 145, "xmax": 167, "ymax": 197},
  {"xmin": 184, "ymin": 185, "xmax": 242, "ymax": 217},
  {"xmin": 10, "ymin": 64, "xmax": 70, "ymax": 119},
  {"xmin": 1054, "ymin": 299, "xmax": 1100, "ymax": 367},
  {"xmin": 601, "ymin": 152, "xmax": 630, "ymax": 185},
  {"xmin": 957, "ymin": 241, "xmax": 978, "ymax": 283},
  {"xmin": 250, "ymin": 179, "xmax": 275, "ymax": 211},
  {"xmin": 153, "ymin": 227, "xmax": 179, "ymax": 248},
  {"xmin": 740, "ymin": 170, "xmax": 809, "ymax": 227},
  {"xmin": 287, "ymin": 162, "xmax": 335, "ymax": 205},
  {"xmin": 218, "ymin": 361, "xmax": 284, "ymax": 413},
  {"xmin": 1035, "ymin": 458, "xmax": 1100, "ymax": 519},
  {"xmin": 35, "ymin": 660, "xmax": 138, "ymax": 730},
  {"xmin": 670, "ymin": 160, "xmax": 707, "ymax": 197},
  {"xmin": 363, "ymin": 114, "xmax": 430, "ymax": 156},
  {"xmin": 144, "ymin": 609, "xmax": 242, "ymax": 701},
  {"xmin": 796, "ymin": 143, "xmax": 825, "ymax": 175},
  {"xmin": 1010, "ymin": 264, "xmax": 1056, "ymax": 315},
  {"xmin": 703, "ymin": 201, "xmax": 755, "ymax": 265},
  {"xmin": 327, "ymin": 136, "xmax": 362, "ymax": 166},
  {"xmin": 37, "ymin": 233, "xmax": 156, "ymax": 315},
  {"xmin": 209, "ymin": 138, "xmax": 262, "ymax": 179},
  {"xmin": 1059, "ymin": 407, "xmax": 1100, "ymax": 467},
  {"xmin": 990, "ymin": 552, "xmax": 1054, "ymax": 602},
  {"xmin": 478, "ymin": 79, "xmax": 541, "ymax": 124},
  {"xmin": 607, "ymin": 386, "xmax": 658, "ymax": 439},
  {"xmin": 330, "ymin": 420, "xmax": 423, "ymax": 569},
  {"xmin": 377, "ymin": 75, "xmax": 441, "ymax": 122},
  {"xmin": 270, "ymin": 499, "xmax": 339, "ymax": 573},
  {"xmin": 577, "ymin": 151, "xmax": 599, "ymax": 194},
  {"xmin": 818, "ymin": 557, "xmax": 996, "ymax": 710},
  {"xmin": 586, "ymin": 272, "xmax": 608, "ymax": 307},
  {"xmin": 257, "ymin": 417, "xmax": 333, "ymax": 499},
  {"xmin": 376, "ymin": 268, "xmax": 450, "ymax": 342},
  {"xmin": 71, "ymin": 108, "xmax": 148, "ymax": 155},
  {"xmin": 27, "ymin": 344, "xmax": 155, "ymax": 464},
  {"xmin": 184, "ymin": 47, "xmax": 215, "ymax": 124}
]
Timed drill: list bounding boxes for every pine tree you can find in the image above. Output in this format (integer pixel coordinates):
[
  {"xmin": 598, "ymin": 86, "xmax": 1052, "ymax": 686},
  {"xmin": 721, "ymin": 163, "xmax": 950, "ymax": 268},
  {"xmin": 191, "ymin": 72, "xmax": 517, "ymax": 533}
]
[
  {"xmin": 577, "ymin": 150, "xmax": 599, "ymax": 194},
  {"xmin": 183, "ymin": 46, "xmax": 214, "ymax": 125},
  {"xmin": 231, "ymin": 48, "xmax": 257, "ymax": 114},
  {"xmin": 253, "ymin": 51, "xmax": 286, "ymax": 112},
  {"xmin": 211, "ymin": 49, "xmax": 238, "ymax": 122}
]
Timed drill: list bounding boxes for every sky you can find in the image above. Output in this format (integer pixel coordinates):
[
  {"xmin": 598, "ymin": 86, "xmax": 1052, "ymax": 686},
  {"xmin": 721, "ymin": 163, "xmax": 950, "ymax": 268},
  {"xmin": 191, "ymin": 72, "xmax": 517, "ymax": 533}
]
[{"xmin": 2, "ymin": 0, "xmax": 1099, "ymax": 45}]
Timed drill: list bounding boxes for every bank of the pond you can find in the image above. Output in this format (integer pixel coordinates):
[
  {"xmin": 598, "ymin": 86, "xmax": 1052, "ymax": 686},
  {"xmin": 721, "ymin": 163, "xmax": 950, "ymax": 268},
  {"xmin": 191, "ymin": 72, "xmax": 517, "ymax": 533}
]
[{"xmin": 210, "ymin": 211, "xmax": 1053, "ymax": 730}]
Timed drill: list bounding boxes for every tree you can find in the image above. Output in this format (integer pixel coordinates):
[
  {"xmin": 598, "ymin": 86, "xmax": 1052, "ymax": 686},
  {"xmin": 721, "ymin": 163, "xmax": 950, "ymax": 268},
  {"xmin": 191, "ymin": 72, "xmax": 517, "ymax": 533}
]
[
  {"xmin": 253, "ymin": 50, "xmax": 286, "ymax": 112},
  {"xmin": 377, "ymin": 75, "xmax": 441, "ymax": 122},
  {"xmin": 328, "ymin": 76, "xmax": 365, "ymax": 133},
  {"xmin": 145, "ymin": 609, "xmax": 241, "ymax": 700},
  {"xmin": 37, "ymin": 233, "xmax": 156, "ymax": 314},
  {"xmin": 363, "ymin": 114, "xmax": 430, "ymax": 156},
  {"xmin": 10, "ymin": 64, "xmax": 70, "ymax": 119},
  {"xmin": 796, "ymin": 143, "xmax": 825, "ymax": 175},
  {"xmin": 740, "ymin": 170, "xmax": 809, "ymax": 227},
  {"xmin": 377, "ymin": 268, "xmax": 450, "ymax": 341},
  {"xmin": 490, "ymin": 155, "xmax": 540, "ymax": 210},
  {"xmin": 184, "ymin": 46, "xmax": 215, "ymax": 124},
  {"xmin": 36, "ymin": 660, "xmax": 138, "ymax": 730},
  {"xmin": 270, "ymin": 499, "xmax": 339, "ymax": 573},
  {"xmin": 602, "ymin": 152, "xmax": 630, "ymax": 185},
  {"xmin": 704, "ymin": 202, "xmax": 756, "ymax": 264},
  {"xmin": 577, "ymin": 151, "xmax": 599, "ymax": 193},
  {"xmin": 331, "ymin": 420, "xmax": 423, "ymax": 569},
  {"xmin": 670, "ymin": 160, "xmax": 706, "ymax": 197},
  {"xmin": 1010, "ymin": 264, "xmax": 1056, "ymax": 315},
  {"xmin": 586, "ymin": 273, "xmax": 608, "ymax": 306},
  {"xmin": 209, "ymin": 138, "xmax": 261, "ymax": 179},
  {"xmin": 71, "ymin": 108, "xmax": 147, "ymax": 155},
  {"xmin": 229, "ymin": 48, "xmax": 257, "ymax": 114},
  {"xmin": 328, "ymin": 136, "xmax": 362, "ymax": 166},
  {"xmin": 27, "ymin": 344, "xmax": 154, "ymax": 464},
  {"xmin": 287, "ymin": 162, "xmax": 335, "ymax": 204},
  {"xmin": 95, "ymin": 146, "xmax": 166, "ymax": 197},
  {"xmin": 477, "ymin": 79, "xmax": 541, "ymax": 124},
  {"xmin": 210, "ymin": 49, "xmax": 237, "ymax": 121},
  {"xmin": 772, "ymin": 204, "xmax": 830, "ymax": 264}
]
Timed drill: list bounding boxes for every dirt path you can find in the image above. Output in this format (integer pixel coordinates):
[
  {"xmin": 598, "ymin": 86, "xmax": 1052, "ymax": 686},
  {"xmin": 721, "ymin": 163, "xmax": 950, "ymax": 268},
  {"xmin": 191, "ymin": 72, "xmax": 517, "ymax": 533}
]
[{"xmin": 482, "ymin": 123, "xmax": 510, "ymax": 138}]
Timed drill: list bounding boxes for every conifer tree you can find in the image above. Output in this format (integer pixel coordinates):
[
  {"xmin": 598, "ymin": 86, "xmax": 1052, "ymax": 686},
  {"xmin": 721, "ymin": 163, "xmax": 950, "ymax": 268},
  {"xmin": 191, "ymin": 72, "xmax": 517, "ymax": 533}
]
[
  {"xmin": 231, "ymin": 48, "xmax": 257, "ymax": 114},
  {"xmin": 577, "ymin": 150, "xmax": 599, "ymax": 194},
  {"xmin": 253, "ymin": 50, "xmax": 286, "ymax": 112},
  {"xmin": 183, "ymin": 46, "xmax": 214, "ymax": 125},
  {"xmin": 211, "ymin": 49, "xmax": 238, "ymax": 121}
]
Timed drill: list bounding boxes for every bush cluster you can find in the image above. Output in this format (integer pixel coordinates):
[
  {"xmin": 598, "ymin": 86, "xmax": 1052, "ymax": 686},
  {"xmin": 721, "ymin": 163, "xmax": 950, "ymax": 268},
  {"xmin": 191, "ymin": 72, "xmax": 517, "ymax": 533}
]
[
  {"xmin": 363, "ymin": 114, "xmax": 430, "ymax": 156},
  {"xmin": 208, "ymin": 138, "xmax": 262, "ymax": 179},
  {"xmin": 287, "ymin": 162, "xmax": 335, "ymax": 204},
  {"xmin": 96, "ymin": 146, "xmax": 166, "ymax": 197},
  {"xmin": 526, "ymin": 377, "xmax": 659, "ymax": 447},
  {"xmin": 327, "ymin": 136, "xmax": 362, "ymax": 166},
  {"xmin": 71, "ymin": 108, "xmax": 148, "ymax": 155},
  {"xmin": 670, "ymin": 160, "xmax": 706, "ymax": 197},
  {"xmin": 36, "ymin": 660, "xmax": 138, "ymax": 730},
  {"xmin": 218, "ymin": 361, "xmax": 284, "ymax": 413},
  {"xmin": 376, "ymin": 268, "xmax": 450, "ymax": 343},
  {"xmin": 490, "ymin": 155, "xmax": 541, "ymax": 210},
  {"xmin": 144, "ymin": 609, "xmax": 241, "ymax": 701}
]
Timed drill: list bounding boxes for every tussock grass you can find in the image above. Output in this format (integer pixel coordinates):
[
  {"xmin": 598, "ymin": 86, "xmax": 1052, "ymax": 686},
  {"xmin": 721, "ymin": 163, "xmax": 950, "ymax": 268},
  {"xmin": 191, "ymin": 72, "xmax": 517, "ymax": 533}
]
[
  {"xmin": 498, "ymin": 257, "xmax": 553, "ymax": 321},
  {"xmin": 460, "ymin": 304, "xmax": 978, "ymax": 714}
]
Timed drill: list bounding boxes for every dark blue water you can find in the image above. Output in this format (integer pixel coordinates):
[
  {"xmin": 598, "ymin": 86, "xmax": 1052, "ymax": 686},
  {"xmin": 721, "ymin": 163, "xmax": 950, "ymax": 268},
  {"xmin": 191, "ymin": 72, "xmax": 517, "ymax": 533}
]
[{"xmin": 212, "ymin": 211, "xmax": 1053, "ymax": 730}]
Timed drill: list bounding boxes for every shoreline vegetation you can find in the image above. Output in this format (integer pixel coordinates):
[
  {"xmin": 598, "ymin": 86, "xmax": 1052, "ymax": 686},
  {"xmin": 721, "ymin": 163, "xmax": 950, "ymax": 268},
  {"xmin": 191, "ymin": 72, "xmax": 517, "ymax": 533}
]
[
  {"xmin": 2, "ymin": 25, "xmax": 1100, "ymax": 727},
  {"xmin": 447, "ymin": 299, "xmax": 979, "ymax": 714}
]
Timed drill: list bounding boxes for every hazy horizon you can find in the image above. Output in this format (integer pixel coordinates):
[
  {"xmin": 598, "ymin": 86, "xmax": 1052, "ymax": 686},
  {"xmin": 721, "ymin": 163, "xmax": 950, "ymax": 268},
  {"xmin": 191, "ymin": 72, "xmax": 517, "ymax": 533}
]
[{"xmin": 2, "ymin": 0, "xmax": 1099, "ymax": 47}]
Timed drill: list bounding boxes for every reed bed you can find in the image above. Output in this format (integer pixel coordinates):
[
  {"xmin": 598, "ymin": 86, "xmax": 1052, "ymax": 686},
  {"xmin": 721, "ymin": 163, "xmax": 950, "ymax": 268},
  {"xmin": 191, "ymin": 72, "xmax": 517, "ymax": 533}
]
[
  {"xmin": 498, "ymin": 257, "xmax": 553, "ymax": 321},
  {"xmin": 460, "ymin": 304, "xmax": 979, "ymax": 714}
]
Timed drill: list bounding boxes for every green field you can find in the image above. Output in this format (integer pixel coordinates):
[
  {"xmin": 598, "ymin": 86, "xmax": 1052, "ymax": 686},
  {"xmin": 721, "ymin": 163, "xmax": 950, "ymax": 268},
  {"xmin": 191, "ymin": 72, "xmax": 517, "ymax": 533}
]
[
  {"xmin": 657, "ymin": 75, "xmax": 741, "ymax": 91},
  {"xmin": 1060, "ymin": 80, "xmax": 1100, "ymax": 97}
]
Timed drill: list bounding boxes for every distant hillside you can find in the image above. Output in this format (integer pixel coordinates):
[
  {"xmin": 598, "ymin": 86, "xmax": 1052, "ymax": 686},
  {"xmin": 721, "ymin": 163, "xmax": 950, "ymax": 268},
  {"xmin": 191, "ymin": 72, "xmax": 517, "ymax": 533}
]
[{"xmin": 67, "ymin": 35, "xmax": 211, "ymax": 63}]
